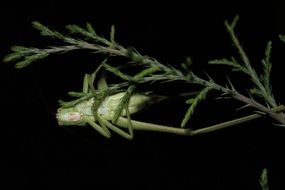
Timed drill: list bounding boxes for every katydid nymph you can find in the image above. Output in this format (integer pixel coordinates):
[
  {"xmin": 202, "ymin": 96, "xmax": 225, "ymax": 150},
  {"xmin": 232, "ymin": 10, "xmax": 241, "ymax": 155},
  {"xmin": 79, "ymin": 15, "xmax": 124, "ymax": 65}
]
[{"xmin": 56, "ymin": 72, "xmax": 194, "ymax": 140}]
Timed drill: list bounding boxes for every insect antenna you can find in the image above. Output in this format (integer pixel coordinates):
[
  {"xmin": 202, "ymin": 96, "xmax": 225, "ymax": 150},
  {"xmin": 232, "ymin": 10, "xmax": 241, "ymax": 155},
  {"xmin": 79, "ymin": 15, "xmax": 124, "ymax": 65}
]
[
  {"xmin": 40, "ymin": 97, "xmax": 57, "ymax": 115},
  {"xmin": 33, "ymin": 71, "xmax": 58, "ymax": 115},
  {"xmin": 60, "ymin": 125, "xmax": 102, "ymax": 145},
  {"xmin": 35, "ymin": 87, "xmax": 57, "ymax": 115}
]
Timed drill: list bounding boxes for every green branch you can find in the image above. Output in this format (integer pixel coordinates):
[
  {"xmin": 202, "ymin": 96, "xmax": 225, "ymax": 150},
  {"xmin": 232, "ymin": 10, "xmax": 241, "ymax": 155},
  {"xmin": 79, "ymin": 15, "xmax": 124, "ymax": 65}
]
[
  {"xmin": 4, "ymin": 17, "xmax": 285, "ymax": 137},
  {"xmin": 181, "ymin": 86, "xmax": 212, "ymax": 128},
  {"xmin": 210, "ymin": 16, "xmax": 277, "ymax": 108}
]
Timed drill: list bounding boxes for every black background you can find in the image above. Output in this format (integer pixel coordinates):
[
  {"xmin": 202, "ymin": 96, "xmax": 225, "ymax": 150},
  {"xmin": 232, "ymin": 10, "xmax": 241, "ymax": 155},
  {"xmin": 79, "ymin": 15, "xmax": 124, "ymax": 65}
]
[{"xmin": 1, "ymin": 1, "xmax": 285, "ymax": 189}]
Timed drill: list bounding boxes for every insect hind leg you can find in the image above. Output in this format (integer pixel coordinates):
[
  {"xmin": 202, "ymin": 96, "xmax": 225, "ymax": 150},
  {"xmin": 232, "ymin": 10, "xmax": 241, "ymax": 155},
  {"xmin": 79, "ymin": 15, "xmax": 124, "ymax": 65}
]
[{"xmin": 82, "ymin": 74, "xmax": 90, "ymax": 93}]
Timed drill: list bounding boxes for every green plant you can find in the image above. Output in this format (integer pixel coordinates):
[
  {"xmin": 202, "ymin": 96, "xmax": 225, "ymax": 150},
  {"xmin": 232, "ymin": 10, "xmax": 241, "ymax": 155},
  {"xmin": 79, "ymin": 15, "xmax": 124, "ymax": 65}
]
[
  {"xmin": 3, "ymin": 16, "xmax": 285, "ymax": 139},
  {"xmin": 4, "ymin": 14, "xmax": 285, "ymax": 190},
  {"xmin": 260, "ymin": 168, "xmax": 269, "ymax": 190}
]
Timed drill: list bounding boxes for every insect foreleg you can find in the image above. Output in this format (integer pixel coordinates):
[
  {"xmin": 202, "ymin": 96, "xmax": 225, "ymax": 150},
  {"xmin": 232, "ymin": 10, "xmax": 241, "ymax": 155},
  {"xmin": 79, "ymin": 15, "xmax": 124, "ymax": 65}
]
[
  {"xmin": 102, "ymin": 98, "xmax": 134, "ymax": 140},
  {"xmin": 83, "ymin": 74, "xmax": 89, "ymax": 93},
  {"xmin": 86, "ymin": 119, "xmax": 111, "ymax": 138},
  {"xmin": 97, "ymin": 75, "xmax": 108, "ymax": 90},
  {"xmin": 124, "ymin": 98, "xmax": 134, "ymax": 138},
  {"xmin": 101, "ymin": 119, "xmax": 133, "ymax": 140}
]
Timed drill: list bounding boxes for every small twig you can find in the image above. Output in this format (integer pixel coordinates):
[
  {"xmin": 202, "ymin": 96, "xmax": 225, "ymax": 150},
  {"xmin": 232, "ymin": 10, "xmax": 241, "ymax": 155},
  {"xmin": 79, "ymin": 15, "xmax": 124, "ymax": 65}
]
[{"xmin": 192, "ymin": 105, "xmax": 285, "ymax": 135}]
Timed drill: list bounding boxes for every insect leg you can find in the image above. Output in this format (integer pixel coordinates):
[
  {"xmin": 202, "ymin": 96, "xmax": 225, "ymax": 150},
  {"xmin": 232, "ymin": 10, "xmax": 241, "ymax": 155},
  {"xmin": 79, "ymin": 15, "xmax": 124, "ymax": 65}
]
[
  {"xmin": 83, "ymin": 74, "xmax": 89, "ymax": 93},
  {"xmin": 124, "ymin": 98, "xmax": 134, "ymax": 138},
  {"xmin": 101, "ymin": 119, "xmax": 133, "ymax": 140},
  {"xmin": 99, "ymin": 99, "xmax": 134, "ymax": 140},
  {"xmin": 97, "ymin": 75, "xmax": 108, "ymax": 90},
  {"xmin": 86, "ymin": 119, "xmax": 111, "ymax": 138}
]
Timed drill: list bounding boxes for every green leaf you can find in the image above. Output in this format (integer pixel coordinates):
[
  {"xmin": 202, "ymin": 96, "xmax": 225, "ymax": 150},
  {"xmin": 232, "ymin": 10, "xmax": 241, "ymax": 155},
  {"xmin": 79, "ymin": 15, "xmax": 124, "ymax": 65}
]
[
  {"xmin": 181, "ymin": 87, "xmax": 212, "ymax": 128},
  {"xmin": 133, "ymin": 66, "xmax": 159, "ymax": 80},
  {"xmin": 186, "ymin": 99, "xmax": 195, "ymax": 104},
  {"xmin": 110, "ymin": 25, "xmax": 115, "ymax": 46},
  {"xmin": 10, "ymin": 46, "xmax": 30, "ymax": 52},
  {"xmin": 66, "ymin": 24, "xmax": 96, "ymax": 40},
  {"xmin": 3, "ymin": 53, "xmax": 23, "ymax": 63},
  {"xmin": 181, "ymin": 57, "xmax": 192, "ymax": 72},
  {"xmin": 86, "ymin": 22, "xmax": 97, "ymax": 36},
  {"xmin": 15, "ymin": 52, "xmax": 48, "ymax": 68},
  {"xmin": 229, "ymin": 15, "xmax": 239, "ymax": 29},
  {"xmin": 32, "ymin": 21, "xmax": 65, "ymax": 39},
  {"xmin": 261, "ymin": 41, "xmax": 272, "ymax": 94},
  {"xmin": 125, "ymin": 47, "xmax": 142, "ymax": 62},
  {"xmin": 68, "ymin": 91, "xmax": 88, "ymax": 97},
  {"xmin": 103, "ymin": 63, "xmax": 132, "ymax": 81},
  {"xmin": 224, "ymin": 18, "xmax": 252, "ymax": 70},
  {"xmin": 279, "ymin": 34, "xmax": 285, "ymax": 43},
  {"xmin": 259, "ymin": 168, "xmax": 269, "ymax": 190},
  {"xmin": 249, "ymin": 88, "xmax": 263, "ymax": 97}
]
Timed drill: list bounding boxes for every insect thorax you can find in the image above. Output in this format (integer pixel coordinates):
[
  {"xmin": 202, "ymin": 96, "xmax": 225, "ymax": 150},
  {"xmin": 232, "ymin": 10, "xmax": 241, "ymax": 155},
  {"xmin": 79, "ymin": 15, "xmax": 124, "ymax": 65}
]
[{"xmin": 56, "ymin": 92, "xmax": 151, "ymax": 126}]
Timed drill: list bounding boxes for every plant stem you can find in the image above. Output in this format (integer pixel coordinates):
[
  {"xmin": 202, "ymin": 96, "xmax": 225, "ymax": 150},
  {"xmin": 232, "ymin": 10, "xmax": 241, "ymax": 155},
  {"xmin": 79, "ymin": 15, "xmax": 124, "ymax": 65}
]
[
  {"xmin": 192, "ymin": 105, "xmax": 285, "ymax": 135},
  {"xmin": 61, "ymin": 40, "xmax": 285, "ymax": 126},
  {"xmin": 86, "ymin": 40, "xmax": 285, "ymax": 125},
  {"xmin": 191, "ymin": 74, "xmax": 285, "ymax": 126},
  {"xmin": 8, "ymin": 23, "xmax": 285, "ymax": 127}
]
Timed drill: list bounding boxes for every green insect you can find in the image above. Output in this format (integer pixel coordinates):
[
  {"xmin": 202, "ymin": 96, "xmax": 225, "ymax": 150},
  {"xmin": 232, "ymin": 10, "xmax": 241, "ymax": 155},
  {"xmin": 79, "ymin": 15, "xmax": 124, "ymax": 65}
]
[{"xmin": 56, "ymin": 72, "xmax": 193, "ymax": 140}]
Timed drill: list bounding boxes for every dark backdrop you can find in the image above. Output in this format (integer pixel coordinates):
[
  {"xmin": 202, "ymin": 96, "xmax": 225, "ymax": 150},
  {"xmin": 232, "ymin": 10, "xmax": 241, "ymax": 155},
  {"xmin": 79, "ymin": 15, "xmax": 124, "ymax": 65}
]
[{"xmin": 1, "ymin": 1, "xmax": 285, "ymax": 189}]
